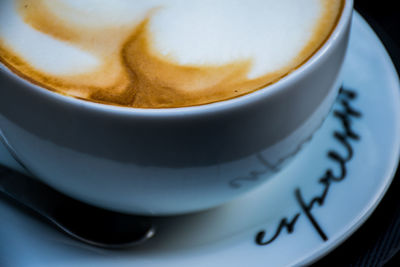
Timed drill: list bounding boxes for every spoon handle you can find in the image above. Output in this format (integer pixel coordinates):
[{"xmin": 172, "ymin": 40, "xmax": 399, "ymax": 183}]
[{"xmin": 0, "ymin": 166, "xmax": 155, "ymax": 248}]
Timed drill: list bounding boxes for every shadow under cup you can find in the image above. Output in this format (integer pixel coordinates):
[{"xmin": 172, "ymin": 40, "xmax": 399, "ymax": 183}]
[{"xmin": 0, "ymin": 1, "xmax": 353, "ymax": 215}]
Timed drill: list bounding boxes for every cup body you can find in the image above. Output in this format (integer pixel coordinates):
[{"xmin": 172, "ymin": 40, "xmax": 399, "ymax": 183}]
[{"xmin": 0, "ymin": 1, "xmax": 353, "ymax": 215}]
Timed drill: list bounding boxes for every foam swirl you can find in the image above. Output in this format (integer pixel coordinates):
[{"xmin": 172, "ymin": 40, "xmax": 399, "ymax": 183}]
[{"xmin": 0, "ymin": 0, "xmax": 343, "ymax": 108}]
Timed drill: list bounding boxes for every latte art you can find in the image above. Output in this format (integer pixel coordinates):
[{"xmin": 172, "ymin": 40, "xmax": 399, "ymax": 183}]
[{"xmin": 0, "ymin": 0, "xmax": 343, "ymax": 108}]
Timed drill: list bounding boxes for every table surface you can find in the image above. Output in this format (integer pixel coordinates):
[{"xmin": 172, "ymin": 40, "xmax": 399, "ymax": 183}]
[{"xmin": 313, "ymin": 1, "xmax": 400, "ymax": 266}]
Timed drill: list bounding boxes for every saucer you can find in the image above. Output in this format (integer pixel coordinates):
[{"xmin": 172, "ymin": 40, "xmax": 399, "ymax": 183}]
[{"xmin": 0, "ymin": 12, "xmax": 399, "ymax": 267}]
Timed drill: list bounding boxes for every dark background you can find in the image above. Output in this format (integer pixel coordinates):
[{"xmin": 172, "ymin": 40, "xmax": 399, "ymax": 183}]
[{"xmin": 313, "ymin": 1, "xmax": 400, "ymax": 266}]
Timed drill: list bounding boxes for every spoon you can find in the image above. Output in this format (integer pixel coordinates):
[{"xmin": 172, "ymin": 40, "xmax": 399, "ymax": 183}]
[{"xmin": 0, "ymin": 165, "xmax": 156, "ymax": 248}]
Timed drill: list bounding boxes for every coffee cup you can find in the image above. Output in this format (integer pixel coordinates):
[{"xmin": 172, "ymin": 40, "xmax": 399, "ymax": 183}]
[{"xmin": 0, "ymin": 0, "xmax": 353, "ymax": 215}]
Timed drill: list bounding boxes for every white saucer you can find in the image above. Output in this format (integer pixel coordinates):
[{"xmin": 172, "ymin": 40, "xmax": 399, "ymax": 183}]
[{"xmin": 1, "ymin": 12, "xmax": 400, "ymax": 267}]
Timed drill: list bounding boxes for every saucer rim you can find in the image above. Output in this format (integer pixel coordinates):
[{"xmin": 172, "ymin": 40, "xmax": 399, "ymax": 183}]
[{"xmin": 296, "ymin": 12, "xmax": 400, "ymax": 266}]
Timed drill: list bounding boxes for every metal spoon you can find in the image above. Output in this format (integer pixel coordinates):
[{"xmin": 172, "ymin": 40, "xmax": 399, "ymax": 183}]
[{"xmin": 0, "ymin": 165, "xmax": 155, "ymax": 248}]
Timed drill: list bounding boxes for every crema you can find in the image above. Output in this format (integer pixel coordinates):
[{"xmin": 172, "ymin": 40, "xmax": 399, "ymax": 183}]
[{"xmin": 0, "ymin": 0, "xmax": 343, "ymax": 108}]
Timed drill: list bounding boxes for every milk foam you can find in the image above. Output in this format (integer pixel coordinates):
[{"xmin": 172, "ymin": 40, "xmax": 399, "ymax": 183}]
[
  {"xmin": 149, "ymin": 0, "xmax": 320, "ymax": 78},
  {"xmin": 0, "ymin": 0, "xmax": 343, "ymax": 108},
  {"xmin": 0, "ymin": 0, "xmax": 100, "ymax": 75}
]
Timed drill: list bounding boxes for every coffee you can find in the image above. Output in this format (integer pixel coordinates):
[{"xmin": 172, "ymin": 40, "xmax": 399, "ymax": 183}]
[{"xmin": 0, "ymin": 0, "xmax": 343, "ymax": 108}]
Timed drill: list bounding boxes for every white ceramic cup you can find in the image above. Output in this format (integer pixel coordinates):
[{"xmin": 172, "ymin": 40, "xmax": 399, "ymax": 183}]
[{"xmin": 0, "ymin": 1, "xmax": 353, "ymax": 215}]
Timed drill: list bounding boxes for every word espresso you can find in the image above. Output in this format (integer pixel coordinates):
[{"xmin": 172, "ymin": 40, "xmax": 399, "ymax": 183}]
[{"xmin": 255, "ymin": 87, "xmax": 362, "ymax": 246}]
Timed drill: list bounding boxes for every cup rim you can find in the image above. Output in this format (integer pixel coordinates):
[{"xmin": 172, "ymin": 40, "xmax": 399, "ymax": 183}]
[{"xmin": 0, "ymin": 0, "xmax": 353, "ymax": 118}]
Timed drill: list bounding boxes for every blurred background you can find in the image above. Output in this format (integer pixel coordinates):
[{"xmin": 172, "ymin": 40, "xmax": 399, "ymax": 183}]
[
  {"xmin": 313, "ymin": 1, "xmax": 400, "ymax": 265},
  {"xmin": 355, "ymin": 0, "xmax": 400, "ymax": 72}
]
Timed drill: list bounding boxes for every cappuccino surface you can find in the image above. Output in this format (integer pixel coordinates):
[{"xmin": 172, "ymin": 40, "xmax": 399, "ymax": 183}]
[{"xmin": 0, "ymin": 0, "xmax": 343, "ymax": 108}]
